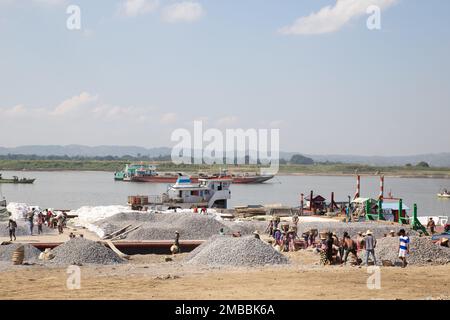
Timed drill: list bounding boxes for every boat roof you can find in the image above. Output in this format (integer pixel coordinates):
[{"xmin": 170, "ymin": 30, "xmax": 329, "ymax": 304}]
[{"xmin": 382, "ymin": 202, "xmax": 410, "ymax": 210}]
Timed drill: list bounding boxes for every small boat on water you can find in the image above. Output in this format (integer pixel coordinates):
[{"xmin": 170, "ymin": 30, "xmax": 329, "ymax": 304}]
[
  {"xmin": 437, "ymin": 189, "xmax": 450, "ymax": 199},
  {"xmin": 0, "ymin": 173, "xmax": 35, "ymax": 184}
]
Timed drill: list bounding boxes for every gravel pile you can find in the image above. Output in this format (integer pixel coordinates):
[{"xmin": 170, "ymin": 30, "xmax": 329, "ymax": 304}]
[
  {"xmin": 95, "ymin": 213, "xmax": 263, "ymax": 240},
  {"xmin": 375, "ymin": 236, "xmax": 450, "ymax": 265},
  {"xmin": 185, "ymin": 235, "xmax": 289, "ymax": 267},
  {"xmin": 50, "ymin": 238, "xmax": 125, "ymax": 265},
  {"xmin": 0, "ymin": 243, "xmax": 41, "ymax": 262},
  {"xmin": 295, "ymin": 221, "xmax": 416, "ymax": 238}
]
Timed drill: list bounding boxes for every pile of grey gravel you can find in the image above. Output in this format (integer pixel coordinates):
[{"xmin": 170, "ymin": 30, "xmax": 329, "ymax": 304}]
[
  {"xmin": 375, "ymin": 236, "xmax": 450, "ymax": 265},
  {"xmin": 0, "ymin": 243, "xmax": 41, "ymax": 262},
  {"xmin": 296, "ymin": 221, "xmax": 417, "ymax": 239},
  {"xmin": 185, "ymin": 235, "xmax": 289, "ymax": 267},
  {"xmin": 95, "ymin": 212, "xmax": 264, "ymax": 241},
  {"xmin": 49, "ymin": 238, "xmax": 125, "ymax": 265}
]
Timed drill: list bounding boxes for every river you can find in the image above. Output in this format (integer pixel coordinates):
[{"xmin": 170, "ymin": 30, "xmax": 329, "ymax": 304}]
[{"xmin": 1, "ymin": 171, "xmax": 450, "ymax": 217}]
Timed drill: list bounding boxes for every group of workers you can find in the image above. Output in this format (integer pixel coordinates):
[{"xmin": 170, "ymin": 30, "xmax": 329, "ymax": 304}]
[
  {"xmin": 317, "ymin": 229, "xmax": 411, "ymax": 268},
  {"xmin": 5, "ymin": 208, "xmax": 68, "ymax": 241}
]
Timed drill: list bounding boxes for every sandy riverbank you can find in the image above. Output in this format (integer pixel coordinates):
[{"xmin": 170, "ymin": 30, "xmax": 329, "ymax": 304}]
[{"xmin": 0, "ymin": 250, "xmax": 449, "ymax": 300}]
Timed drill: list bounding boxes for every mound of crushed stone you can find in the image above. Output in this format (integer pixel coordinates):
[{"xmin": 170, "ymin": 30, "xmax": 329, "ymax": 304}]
[
  {"xmin": 50, "ymin": 238, "xmax": 124, "ymax": 265},
  {"xmin": 185, "ymin": 236, "xmax": 289, "ymax": 267},
  {"xmin": 95, "ymin": 212, "xmax": 264, "ymax": 241},
  {"xmin": 0, "ymin": 243, "xmax": 41, "ymax": 262},
  {"xmin": 375, "ymin": 236, "xmax": 450, "ymax": 265}
]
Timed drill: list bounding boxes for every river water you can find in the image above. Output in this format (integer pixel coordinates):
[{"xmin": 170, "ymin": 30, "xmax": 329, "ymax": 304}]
[{"xmin": 1, "ymin": 171, "xmax": 450, "ymax": 217}]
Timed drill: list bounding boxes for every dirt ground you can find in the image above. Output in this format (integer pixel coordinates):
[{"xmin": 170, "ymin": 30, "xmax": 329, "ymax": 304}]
[{"xmin": 0, "ymin": 250, "xmax": 449, "ymax": 300}]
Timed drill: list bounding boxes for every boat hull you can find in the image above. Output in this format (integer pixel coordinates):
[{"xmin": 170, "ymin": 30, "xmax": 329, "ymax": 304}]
[
  {"xmin": 437, "ymin": 194, "xmax": 450, "ymax": 199},
  {"xmin": 131, "ymin": 175, "xmax": 274, "ymax": 184},
  {"xmin": 0, "ymin": 179, "xmax": 35, "ymax": 184}
]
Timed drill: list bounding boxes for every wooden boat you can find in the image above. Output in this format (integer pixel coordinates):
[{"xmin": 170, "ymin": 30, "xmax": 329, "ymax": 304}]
[{"xmin": 0, "ymin": 174, "xmax": 35, "ymax": 184}]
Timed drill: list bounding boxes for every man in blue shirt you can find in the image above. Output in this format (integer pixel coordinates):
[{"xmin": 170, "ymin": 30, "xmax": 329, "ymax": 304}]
[{"xmin": 398, "ymin": 229, "xmax": 410, "ymax": 268}]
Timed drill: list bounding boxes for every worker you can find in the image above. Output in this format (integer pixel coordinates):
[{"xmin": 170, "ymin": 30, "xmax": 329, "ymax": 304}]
[
  {"xmin": 7, "ymin": 218, "xmax": 17, "ymax": 241},
  {"xmin": 364, "ymin": 230, "xmax": 377, "ymax": 266},
  {"xmin": 439, "ymin": 237, "xmax": 449, "ymax": 248},
  {"xmin": 325, "ymin": 232, "xmax": 334, "ymax": 265},
  {"xmin": 398, "ymin": 229, "xmax": 410, "ymax": 268},
  {"xmin": 389, "ymin": 230, "xmax": 396, "ymax": 237},
  {"xmin": 356, "ymin": 231, "xmax": 365, "ymax": 254},
  {"xmin": 287, "ymin": 228, "xmax": 297, "ymax": 252},
  {"xmin": 253, "ymin": 231, "xmax": 260, "ymax": 240},
  {"xmin": 427, "ymin": 218, "xmax": 436, "ymax": 235},
  {"xmin": 26, "ymin": 209, "xmax": 35, "ymax": 235},
  {"xmin": 342, "ymin": 233, "xmax": 359, "ymax": 265},
  {"xmin": 266, "ymin": 219, "xmax": 274, "ymax": 236},
  {"xmin": 308, "ymin": 230, "xmax": 316, "ymax": 247},
  {"xmin": 292, "ymin": 214, "xmax": 299, "ymax": 227},
  {"xmin": 37, "ymin": 212, "xmax": 45, "ymax": 235},
  {"xmin": 170, "ymin": 231, "xmax": 180, "ymax": 255},
  {"xmin": 57, "ymin": 214, "xmax": 64, "ymax": 234},
  {"xmin": 273, "ymin": 228, "xmax": 282, "ymax": 247}
]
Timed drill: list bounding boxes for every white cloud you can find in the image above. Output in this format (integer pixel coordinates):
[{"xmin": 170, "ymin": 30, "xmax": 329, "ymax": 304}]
[
  {"xmin": 160, "ymin": 112, "xmax": 178, "ymax": 124},
  {"xmin": 279, "ymin": 0, "xmax": 397, "ymax": 36},
  {"xmin": 120, "ymin": 0, "xmax": 160, "ymax": 17},
  {"xmin": 161, "ymin": 1, "xmax": 205, "ymax": 23},
  {"xmin": 51, "ymin": 92, "xmax": 98, "ymax": 116}
]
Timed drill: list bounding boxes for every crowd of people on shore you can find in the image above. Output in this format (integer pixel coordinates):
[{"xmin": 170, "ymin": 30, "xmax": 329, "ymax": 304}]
[{"xmin": 5, "ymin": 208, "xmax": 68, "ymax": 241}]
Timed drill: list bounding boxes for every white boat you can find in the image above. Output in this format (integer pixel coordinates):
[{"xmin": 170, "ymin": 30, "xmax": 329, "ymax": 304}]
[
  {"xmin": 437, "ymin": 192, "xmax": 450, "ymax": 199},
  {"xmin": 129, "ymin": 176, "xmax": 232, "ymax": 210}
]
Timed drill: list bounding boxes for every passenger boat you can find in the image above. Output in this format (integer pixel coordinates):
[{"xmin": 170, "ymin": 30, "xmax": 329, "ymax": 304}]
[
  {"xmin": 128, "ymin": 176, "xmax": 232, "ymax": 210},
  {"xmin": 0, "ymin": 173, "xmax": 35, "ymax": 184}
]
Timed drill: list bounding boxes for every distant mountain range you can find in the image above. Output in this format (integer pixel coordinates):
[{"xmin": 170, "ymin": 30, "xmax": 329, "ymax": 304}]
[{"xmin": 1, "ymin": 145, "xmax": 450, "ymax": 167}]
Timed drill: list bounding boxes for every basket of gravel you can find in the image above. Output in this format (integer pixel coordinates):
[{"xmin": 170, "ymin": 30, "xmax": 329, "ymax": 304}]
[
  {"xmin": 185, "ymin": 235, "xmax": 289, "ymax": 267},
  {"xmin": 49, "ymin": 238, "xmax": 125, "ymax": 265}
]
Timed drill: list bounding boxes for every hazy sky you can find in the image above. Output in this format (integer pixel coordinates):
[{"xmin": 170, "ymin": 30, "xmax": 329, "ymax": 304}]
[{"xmin": 1, "ymin": 0, "xmax": 449, "ymax": 155}]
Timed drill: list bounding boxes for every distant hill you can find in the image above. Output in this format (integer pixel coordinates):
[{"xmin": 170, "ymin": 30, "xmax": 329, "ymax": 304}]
[
  {"xmin": 0, "ymin": 145, "xmax": 171, "ymax": 158},
  {"xmin": 1, "ymin": 145, "xmax": 450, "ymax": 167}
]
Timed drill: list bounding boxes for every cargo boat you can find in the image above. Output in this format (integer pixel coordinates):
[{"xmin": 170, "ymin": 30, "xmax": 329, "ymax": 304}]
[{"xmin": 115, "ymin": 164, "xmax": 274, "ymax": 184}]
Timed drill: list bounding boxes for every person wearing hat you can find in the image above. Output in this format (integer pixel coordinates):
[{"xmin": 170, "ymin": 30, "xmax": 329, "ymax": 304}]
[
  {"xmin": 273, "ymin": 227, "xmax": 282, "ymax": 246},
  {"xmin": 7, "ymin": 218, "xmax": 17, "ymax": 241},
  {"xmin": 364, "ymin": 230, "xmax": 377, "ymax": 266},
  {"xmin": 389, "ymin": 230, "xmax": 396, "ymax": 237},
  {"xmin": 287, "ymin": 227, "xmax": 298, "ymax": 252}
]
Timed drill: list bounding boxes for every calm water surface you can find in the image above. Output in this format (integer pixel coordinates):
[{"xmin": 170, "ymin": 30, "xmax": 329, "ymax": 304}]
[{"xmin": 1, "ymin": 171, "xmax": 450, "ymax": 217}]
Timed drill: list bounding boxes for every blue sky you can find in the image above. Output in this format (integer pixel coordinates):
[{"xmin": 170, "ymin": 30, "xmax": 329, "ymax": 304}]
[{"xmin": 0, "ymin": 0, "xmax": 449, "ymax": 155}]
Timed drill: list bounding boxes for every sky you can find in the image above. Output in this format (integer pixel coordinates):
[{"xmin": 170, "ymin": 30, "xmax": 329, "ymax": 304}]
[{"xmin": 0, "ymin": 0, "xmax": 449, "ymax": 156}]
